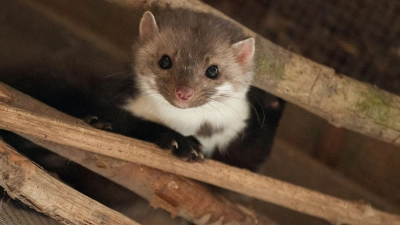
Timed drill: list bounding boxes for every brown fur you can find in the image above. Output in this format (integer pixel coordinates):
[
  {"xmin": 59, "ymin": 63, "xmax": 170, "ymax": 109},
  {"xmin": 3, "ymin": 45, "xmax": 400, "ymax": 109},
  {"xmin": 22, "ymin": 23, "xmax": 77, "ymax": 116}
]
[
  {"xmin": 196, "ymin": 122, "xmax": 224, "ymax": 138},
  {"xmin": 133, "ymin": 8, "xmax": 253, "ymax": 108}
]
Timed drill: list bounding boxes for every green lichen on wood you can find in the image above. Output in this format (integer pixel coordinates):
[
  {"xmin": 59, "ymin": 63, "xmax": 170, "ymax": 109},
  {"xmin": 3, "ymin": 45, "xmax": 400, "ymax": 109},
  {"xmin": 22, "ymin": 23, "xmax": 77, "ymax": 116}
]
[
  {"xmin": 254, "ymin": 50, "xmax": 285, "ymax": 81},
  {"xmin": 337, "ymin": 76, "xmax": 352, "ymax": 101},
  {"xmin": 355, "ymin": 86, "xmax": 400, "ymax": 128}
]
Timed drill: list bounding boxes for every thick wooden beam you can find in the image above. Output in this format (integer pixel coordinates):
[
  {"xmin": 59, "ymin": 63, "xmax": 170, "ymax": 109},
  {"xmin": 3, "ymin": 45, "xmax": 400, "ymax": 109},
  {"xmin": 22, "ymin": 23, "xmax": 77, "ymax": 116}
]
[
  {"xmin": 17, "ymin": 0, "xmax": 400, "ymax": 147},
  {"xmin": 0, "ymin": 82, "xmax": 277, "ymax": 225},
  {"xmin": 0, "ymin": 82, "xmax": 399, "ymax": 225}
]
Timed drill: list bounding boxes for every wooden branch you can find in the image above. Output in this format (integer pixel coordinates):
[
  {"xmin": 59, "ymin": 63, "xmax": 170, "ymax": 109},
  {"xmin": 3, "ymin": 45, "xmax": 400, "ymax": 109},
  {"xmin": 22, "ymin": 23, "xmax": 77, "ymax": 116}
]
[
  {"xmin": 114, "ymin": 0, "xmax": 400, "ymax": 147},
  {"xmin": 33, "ymin": 139, "xmax": 277, "ymax": 225},
  {"xmin": 0, "ymin": 82, "xmax": 277, "ymax": 225},
  {"xmin": 0, "ymin": 140, "xmax": 140, "ymax": 225},
  {"xmin": 22, "ymin": 0, "xmax": 400, "ymax": 147},
  {"xmin": 5, "ymin": 0, "xmax": 400, "ymax": 223},
  {"xmin": 0, "ymin": 83, "xmax": 399, "ymax": 225}
]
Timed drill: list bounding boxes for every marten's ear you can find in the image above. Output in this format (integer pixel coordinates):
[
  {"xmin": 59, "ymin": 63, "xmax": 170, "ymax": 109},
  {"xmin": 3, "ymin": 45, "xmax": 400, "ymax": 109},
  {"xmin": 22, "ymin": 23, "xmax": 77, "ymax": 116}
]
[
  {"xmin": 231, "ymin": 38, "xmax": 255, "ymax": 69},
  {"xmin": 139, "ymin": 11, "xmax": 159, "ymax": 41}
]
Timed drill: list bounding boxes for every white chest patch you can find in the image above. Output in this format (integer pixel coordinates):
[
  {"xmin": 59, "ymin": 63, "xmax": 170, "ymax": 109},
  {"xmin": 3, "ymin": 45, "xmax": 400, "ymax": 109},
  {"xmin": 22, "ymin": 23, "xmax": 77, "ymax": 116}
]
[{"xmin": 123, "ymin": 84, "xmax": 250, "ymax": 156}]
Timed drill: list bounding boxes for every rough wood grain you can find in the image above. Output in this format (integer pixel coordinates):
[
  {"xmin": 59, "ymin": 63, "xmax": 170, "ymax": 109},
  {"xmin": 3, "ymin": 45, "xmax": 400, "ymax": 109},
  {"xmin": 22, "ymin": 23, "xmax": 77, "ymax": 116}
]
[
  {"xmin": 0, "ymin": 140, "xmax": 140, "ymax": 225},
  {"xmin": 121, "ymin": 0, "xmax": 400, "ymax": 147},
  {"xmin": 18, "ymin": 0, "xmax": 400, "ymax": 147},
  {"xmin": 33, "ymin": 139, "xmax": 276, "ymax": 225},
  {"xmin": 0, "ymin": 96, "xmax": 399, "ymax": 224},
  {"xmin": 4, "ymin": 0, "xmax": 400, "ymax": 223},
  {"xmin": 0, "ymin": 81, "xmax": 277, "ymax": 225}
]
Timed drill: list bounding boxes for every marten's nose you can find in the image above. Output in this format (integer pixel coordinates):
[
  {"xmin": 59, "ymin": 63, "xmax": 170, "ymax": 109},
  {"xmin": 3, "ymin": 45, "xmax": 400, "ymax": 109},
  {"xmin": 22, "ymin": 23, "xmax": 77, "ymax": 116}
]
[{"xmin": 175, "ymin": 86, "xmax": 194, "ymax": 101}]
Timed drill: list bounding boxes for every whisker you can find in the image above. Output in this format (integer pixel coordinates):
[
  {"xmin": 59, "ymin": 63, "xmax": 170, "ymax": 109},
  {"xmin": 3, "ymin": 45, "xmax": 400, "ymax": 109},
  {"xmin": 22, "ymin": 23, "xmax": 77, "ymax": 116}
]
[
  {"xmin": 203, "ymin": 102, "xmax": 224, "ymax": 125},
  {"xmin": 103, "ymin": 71, "xmax": 129, "ymax": 78},
  {"xmin": 246, "ymin": 94, "xmax": 266, "ymax": 129},
  {"xmin": 109, "ymin": 89, "xmax": 136, "ymax": 101},
  {"xmin": 191, "ymin": 106, "xmax": 203, "ymax": 121},
  {"xmin": 211, "ymin": 92, "xmax": 265, "ymax": 128},
  {"xmin": 116, "ymin": 108, "xmax": 127, "ymax": 122},
  {"xmin": 147, "ymin": 95, "xmax": 166, "ymax": 112},
  {"xmin": 209, "ymin": 97, "xmax": 241, "ymax": 121}
]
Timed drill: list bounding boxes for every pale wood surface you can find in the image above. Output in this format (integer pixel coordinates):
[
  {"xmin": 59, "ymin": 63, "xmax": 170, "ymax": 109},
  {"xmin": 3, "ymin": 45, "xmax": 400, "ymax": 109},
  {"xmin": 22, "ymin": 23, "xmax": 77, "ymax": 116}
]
[
  {"xmin": 18, "ymin": 0, "xmax": 400, "ymax": 148},
  {"xmin": 0, "ymin": 140, "xmax": 140, "ymax": 225},
  {"xmin": 0, "ymin": 82, "xmax": 277, "ymax": 225},
  {"xmin": 113, "ymin": 0, "xmax": 400, "ymax": 148},
  {"xmin": 32, "ymin": 138, "xmax": 276, "ymax": 225},
  {"xmin": 0, "ymin": 82, "xmax": 399, "ymax": 224}
]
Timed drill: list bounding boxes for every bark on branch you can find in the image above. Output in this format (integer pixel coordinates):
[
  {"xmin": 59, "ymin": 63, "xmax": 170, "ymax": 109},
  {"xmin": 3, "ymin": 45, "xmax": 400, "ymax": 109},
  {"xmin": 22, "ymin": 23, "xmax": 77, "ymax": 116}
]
[
  {"xmin": 0, "ymin": 82, "xmax": 277, "ymax": 225},
  {"xmin": 22, "ymin": 0, "xmax": 400, "ymax": 147},
  {"xmin": 0, "ymin": 82, "xmax": 399, "ymax": 225},
  {"xmin": 0, "ymin": 140, "xmax": 140, "ymax": 225},
  {"xmin": 4, "ymin": 0, "xmax": 400, "ymax": 224},
  {"xmin": 114, "ymin": 0, "xmax": 400, "ymax": 148}
]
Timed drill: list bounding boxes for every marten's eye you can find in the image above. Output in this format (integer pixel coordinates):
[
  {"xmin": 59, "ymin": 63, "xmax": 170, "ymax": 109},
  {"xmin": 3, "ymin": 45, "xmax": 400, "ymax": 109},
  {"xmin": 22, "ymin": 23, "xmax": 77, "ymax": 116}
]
[
  {"xmin": 158, "ymin": 55, "xmax": 172, "ymax": 69},
  {"xmin": 205, "ymin": 65, "xmax": 219, "ymax": 79}
]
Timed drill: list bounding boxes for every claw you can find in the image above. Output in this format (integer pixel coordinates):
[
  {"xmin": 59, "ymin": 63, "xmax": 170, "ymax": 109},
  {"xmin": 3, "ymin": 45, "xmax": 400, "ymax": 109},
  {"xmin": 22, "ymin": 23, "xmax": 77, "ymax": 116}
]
[
  {"xmin": 172, "ymin": 141, "xmax": 179, "ymax": 149},
  {"xmin": 190, "ymin": 149, "xmax": 204, "ymax": 162},
  {"xmin": 191, "ymin": 149, "xmax": 198, "ymax": 157},
  {"xmin": 103, "ymin": 123, "xmax": 113, "ymax": 131},
  {"xmin": 88, "ymin": 116, "xmax": 99, "ymax": 124}
]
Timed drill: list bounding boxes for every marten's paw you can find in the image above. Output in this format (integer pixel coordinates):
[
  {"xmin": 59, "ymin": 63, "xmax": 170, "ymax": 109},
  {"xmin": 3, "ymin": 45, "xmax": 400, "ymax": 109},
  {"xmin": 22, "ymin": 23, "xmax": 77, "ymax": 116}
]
[
  {"xmin": 156, "ymin": 132, "xmax": 204, "ymax": 162},
  {"xmin": 84, "ymin": 116, "xmax": 112, "ymax": 131},
  {"xmin": 171, "ymin": 135, "xmax": 204, "ymax": 162}
]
